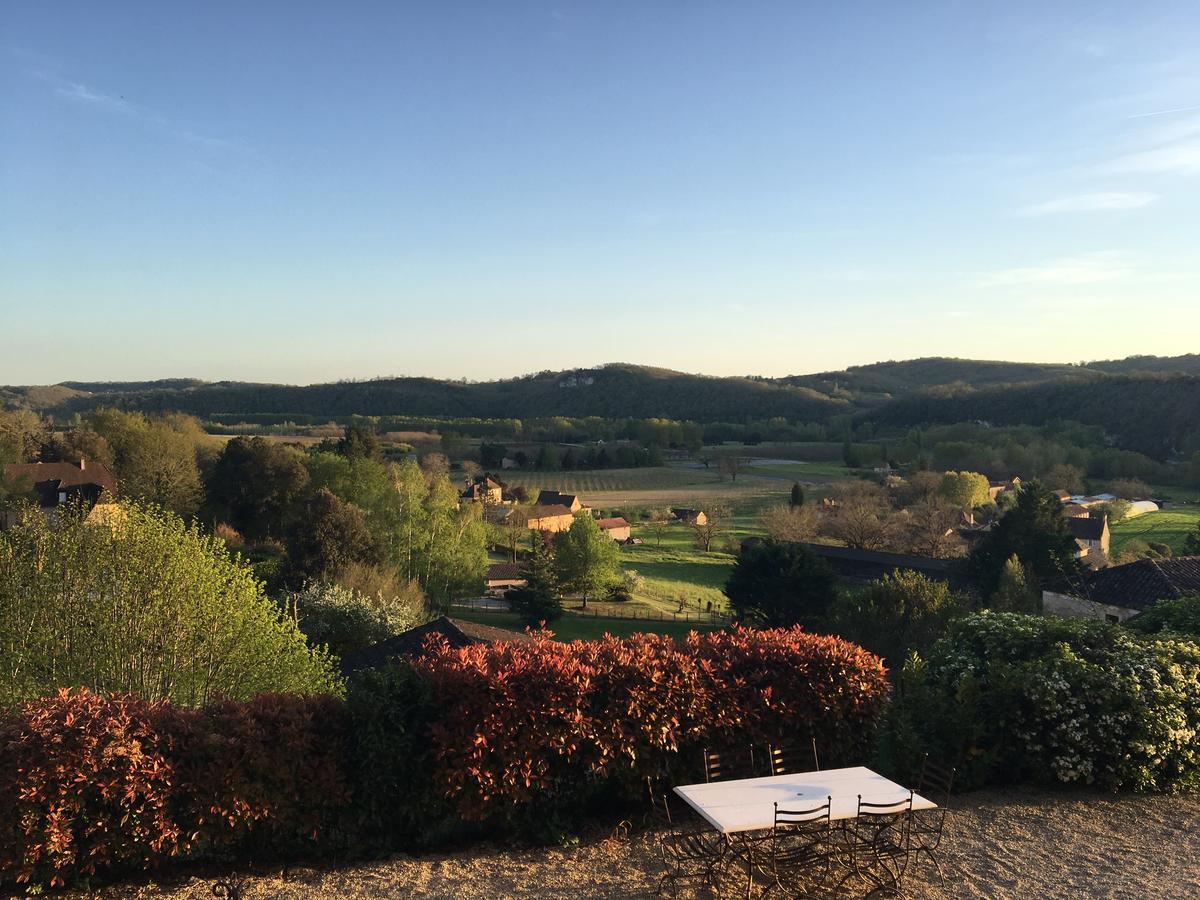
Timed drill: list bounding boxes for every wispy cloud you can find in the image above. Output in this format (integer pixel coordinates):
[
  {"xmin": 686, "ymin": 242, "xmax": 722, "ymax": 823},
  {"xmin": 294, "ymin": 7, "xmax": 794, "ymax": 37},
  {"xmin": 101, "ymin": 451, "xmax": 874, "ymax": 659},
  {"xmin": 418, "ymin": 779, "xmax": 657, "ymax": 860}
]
[
  {"xmin": 1017, "ymin": 192, "xmax": 1156, "ymax": 216},
  {"xmin": 48, "ymin": 74, "xmax": 248, "ymax": 155},
  {"xmin": 1128, "ymin": 103, "xmax": 1200, "ymax": 119},
  {"xmin": 1096, "ymin": 113, "xmax": 1200, "ymax": 176},
  {"xmin": 979, "ymin": 253, "xmax": 1134, "ymax": 288}
]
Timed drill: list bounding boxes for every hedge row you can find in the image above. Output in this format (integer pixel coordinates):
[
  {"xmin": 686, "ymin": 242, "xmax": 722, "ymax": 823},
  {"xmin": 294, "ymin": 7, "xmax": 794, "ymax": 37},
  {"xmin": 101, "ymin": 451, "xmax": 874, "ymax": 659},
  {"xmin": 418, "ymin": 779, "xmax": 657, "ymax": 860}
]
[
  {"xmin": 878, "ymin": 613, "xmax": 1200, "ymax": 792},
  {"xmin": 0, "ymin": 627, "xmax": 889, "ymax": 887}
]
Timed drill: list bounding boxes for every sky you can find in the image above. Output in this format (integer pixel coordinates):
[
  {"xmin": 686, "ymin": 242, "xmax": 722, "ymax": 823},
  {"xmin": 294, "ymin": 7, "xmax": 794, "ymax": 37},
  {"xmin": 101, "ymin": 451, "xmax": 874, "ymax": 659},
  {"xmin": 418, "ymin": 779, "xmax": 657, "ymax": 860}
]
[{"xmin": 2, "ymin": 1, "xmax": 1199, "ymax": 385}]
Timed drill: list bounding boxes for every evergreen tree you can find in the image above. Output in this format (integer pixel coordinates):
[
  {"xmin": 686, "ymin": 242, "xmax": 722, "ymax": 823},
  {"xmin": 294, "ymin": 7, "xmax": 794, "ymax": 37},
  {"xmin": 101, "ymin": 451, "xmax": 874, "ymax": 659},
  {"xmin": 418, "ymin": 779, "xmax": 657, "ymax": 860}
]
[
  {"xmin": 535, "ymin": 444, "xmax": 560, "ymax": 471},
  {"xmin": 723, "ymin": 539, "xmax": 837, "ymax": 629},
  {"xmin": 967, "ymin": 480, "xmax": 1082, "ymax": 598},
  {"xmin": 990, "ymin": 554, "xmax": 1041, "ymax": 613},
  {"xmin": 790, "ymin": 482, "xmax": 805, "ymax": 508},
  {"xmin": 509, "ymin": 535, "xmax": 562, "ymax": 626},
  {"xmin": 338, "ymin": 423, "xmax": 383, "ymax": 462}
]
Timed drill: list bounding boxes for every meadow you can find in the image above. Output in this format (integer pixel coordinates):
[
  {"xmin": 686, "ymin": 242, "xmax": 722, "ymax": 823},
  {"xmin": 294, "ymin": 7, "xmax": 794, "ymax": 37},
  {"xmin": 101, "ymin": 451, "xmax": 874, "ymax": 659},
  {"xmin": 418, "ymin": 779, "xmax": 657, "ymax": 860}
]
[{"xmin": 1110, "ymin": 507, "xmax": 1200, "ymax": 556}]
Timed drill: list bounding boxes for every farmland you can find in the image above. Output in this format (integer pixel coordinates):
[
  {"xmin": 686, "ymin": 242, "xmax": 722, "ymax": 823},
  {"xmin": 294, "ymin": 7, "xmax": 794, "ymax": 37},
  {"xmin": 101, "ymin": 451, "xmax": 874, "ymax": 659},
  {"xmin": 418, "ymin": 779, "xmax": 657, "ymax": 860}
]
[
  {"xmin": 498, "ymin": 459, "xmax": 850, "ymax": 514},
  {"xmin": 1110, "ymin": 507, "xmax": 1200, "ymax": 557}
]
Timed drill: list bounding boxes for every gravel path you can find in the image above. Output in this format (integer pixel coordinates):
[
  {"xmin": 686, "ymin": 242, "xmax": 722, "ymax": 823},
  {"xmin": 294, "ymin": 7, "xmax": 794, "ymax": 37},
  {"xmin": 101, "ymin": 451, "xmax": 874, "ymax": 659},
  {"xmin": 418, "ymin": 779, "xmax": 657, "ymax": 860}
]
[{"xmin": 98, "ymin": 788, "xmax": 1200, "ymax": 899}]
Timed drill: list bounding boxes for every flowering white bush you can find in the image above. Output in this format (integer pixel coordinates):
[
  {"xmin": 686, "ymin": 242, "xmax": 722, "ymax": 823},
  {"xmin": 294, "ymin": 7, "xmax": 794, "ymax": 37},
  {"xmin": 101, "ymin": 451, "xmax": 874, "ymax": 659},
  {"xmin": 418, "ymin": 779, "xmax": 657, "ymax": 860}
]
[
  {"xmin": 881, "ymin": 612, "xmax": 1200, "ymax": 792},
  {"xmin": 293, "ymin": 581, "xmax": 426, "ymax": 657}
]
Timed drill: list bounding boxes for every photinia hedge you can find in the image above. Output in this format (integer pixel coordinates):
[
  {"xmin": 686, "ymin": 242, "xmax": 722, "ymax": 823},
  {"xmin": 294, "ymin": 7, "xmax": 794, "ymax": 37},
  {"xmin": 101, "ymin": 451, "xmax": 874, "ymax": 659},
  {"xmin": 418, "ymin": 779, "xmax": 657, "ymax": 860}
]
[
  {"xmin": 0, "ymin": 627, "xmax": 890, "ymax": 886},
  {"xmin": 412, "ymin": 626, "xmax": 890, "ymax": 820},
  {"xmin": 0, "ymin": 689, "xmax": 350, "ymax": 887}
]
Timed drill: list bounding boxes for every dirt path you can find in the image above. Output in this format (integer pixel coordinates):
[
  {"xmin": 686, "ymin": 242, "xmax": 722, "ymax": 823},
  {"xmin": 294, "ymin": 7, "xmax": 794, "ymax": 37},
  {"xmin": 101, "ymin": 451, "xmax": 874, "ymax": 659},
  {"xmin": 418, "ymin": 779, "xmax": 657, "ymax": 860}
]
[{"xmin": 94, "ymin": 788, "xmax": 1200, "ymax": 899}]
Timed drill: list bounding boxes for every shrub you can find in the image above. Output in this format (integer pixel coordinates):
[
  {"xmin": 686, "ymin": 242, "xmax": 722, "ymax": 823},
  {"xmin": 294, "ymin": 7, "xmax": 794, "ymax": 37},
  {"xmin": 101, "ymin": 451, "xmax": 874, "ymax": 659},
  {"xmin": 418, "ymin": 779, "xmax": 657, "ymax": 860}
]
[
  {"xmin": 292, "ymin": 581, "xmax": 425, "ymax": 657},
  {"xmin": 1126, "ymin": 595, "xmax": 1200, "ymax": 638},
  {"xmin": 412, "ymin": 627, "xmax": 889, "ymax": 826},
  {"xmin": 0, "ymin": 689, "xmax": 353, "ymax": 888},
  {"xmin": 724, "ymin": 539, "xmax": 838, "ymax": 628},
  {"xmin": 877, "ymin": 613, "xmax": 1200, "ymax": 792},
  {"xmin": 0, "ymin": 502, "xmax": 342, "ymax": 706}
]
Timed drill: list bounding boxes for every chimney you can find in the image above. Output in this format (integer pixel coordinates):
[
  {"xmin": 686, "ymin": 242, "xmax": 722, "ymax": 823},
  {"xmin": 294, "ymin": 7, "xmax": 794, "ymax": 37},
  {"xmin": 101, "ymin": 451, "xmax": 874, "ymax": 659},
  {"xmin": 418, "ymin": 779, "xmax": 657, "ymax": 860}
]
[{"xmin": 79, "ymin": 457, "xmax": 86, "ymax": 470}]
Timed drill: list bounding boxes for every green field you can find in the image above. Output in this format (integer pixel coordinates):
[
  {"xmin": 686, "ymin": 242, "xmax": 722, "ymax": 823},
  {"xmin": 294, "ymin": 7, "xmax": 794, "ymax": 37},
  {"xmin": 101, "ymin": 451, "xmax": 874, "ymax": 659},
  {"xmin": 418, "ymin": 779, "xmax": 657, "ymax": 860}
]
[
  {"xmin": 452, "ymin": 609, "xmax": 720, "ymax": 642},
  {"xmin": 1110, "ymin": 508, "xmax": 1200, "ymax": 556}
]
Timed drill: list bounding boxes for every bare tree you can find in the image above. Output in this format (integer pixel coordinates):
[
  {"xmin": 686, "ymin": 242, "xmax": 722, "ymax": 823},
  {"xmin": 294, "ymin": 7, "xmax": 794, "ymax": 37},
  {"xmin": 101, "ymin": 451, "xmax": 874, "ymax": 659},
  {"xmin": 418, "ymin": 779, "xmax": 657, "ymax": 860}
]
[
  {"xmin": 716, "ymin": 454, "xmax": 745, "ymax": 482},
  {"xmin": 760, "ymin": 504, "xmax": 821, "ymax": 543},
  {"xmin": 648, "ymin": 507, "xmax": 673, "ymax": 546},
  {"xmin": 902, "ymin": 500, "xmax": 964, "ymax": 558},
  {"xmin": 693, "ymin": 503, "xmax": 731, "ymax": 551},
  {"xmin": 821, "ymin": 494, "xmax": 894, "ymax": 550}
]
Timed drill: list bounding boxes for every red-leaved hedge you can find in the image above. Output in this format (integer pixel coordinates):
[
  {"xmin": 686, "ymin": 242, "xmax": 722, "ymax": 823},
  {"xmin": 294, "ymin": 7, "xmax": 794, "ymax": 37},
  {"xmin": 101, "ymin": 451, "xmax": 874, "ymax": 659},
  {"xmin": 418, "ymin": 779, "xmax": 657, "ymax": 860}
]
[
  {"xmin": 0, "ymin": 628, "xmax": 889, "ymax": 886},
  {"xmin": 412, "ymin": 627, "xmax": 889, "ymax": 819},
  {"xmin": 0, "ymin": 689, "xmax": 349, "ymax": 887}
]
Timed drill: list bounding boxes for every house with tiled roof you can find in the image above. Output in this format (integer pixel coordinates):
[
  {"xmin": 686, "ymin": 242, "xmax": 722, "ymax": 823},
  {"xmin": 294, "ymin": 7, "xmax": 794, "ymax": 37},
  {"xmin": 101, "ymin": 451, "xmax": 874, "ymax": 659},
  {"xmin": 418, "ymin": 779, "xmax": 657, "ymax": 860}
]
[
  {"xmin": 535, "ymin": 490, "xmax": 582, "ymax": 513},
  {"xmin": 525, "ymin": 504, "xmax": 575, "ymax": 533},
  {"xmin": 339, "ymin": 615, "xmax": 534, "ymax": 673},
  {"xmin": 596, "ymin": 516, "xmax": 631, "ymax": 541},
  {"xmin": 2, "ymin": 459, "xmax": 118, "ymax": 526},
  {"xmin": 1066, "ymin": 515, "xmax": 1110, "ymax": 558},
  {"xmin": 1043, "ymin": 557, "xmax": 1200, "ymax": 623},
  {"xmin": 462, "ymin": 474, "xmax": 505, "ymax": 503}
]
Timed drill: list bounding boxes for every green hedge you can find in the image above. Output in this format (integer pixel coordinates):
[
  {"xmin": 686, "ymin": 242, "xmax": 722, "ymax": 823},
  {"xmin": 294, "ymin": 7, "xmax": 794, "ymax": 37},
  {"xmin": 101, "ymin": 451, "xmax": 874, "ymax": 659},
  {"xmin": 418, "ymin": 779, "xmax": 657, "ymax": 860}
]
[{"xmin": 878, "ymin": 613, "xmax": 1200, "ymax": 792}]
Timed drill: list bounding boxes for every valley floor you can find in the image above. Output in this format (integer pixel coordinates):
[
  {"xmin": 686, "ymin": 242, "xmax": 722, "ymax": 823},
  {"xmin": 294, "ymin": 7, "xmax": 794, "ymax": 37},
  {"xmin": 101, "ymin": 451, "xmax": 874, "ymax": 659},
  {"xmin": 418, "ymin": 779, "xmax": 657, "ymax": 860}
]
[{"xmin": 100, "ymin": 788, "xmax": 1200, "ymax": 899}]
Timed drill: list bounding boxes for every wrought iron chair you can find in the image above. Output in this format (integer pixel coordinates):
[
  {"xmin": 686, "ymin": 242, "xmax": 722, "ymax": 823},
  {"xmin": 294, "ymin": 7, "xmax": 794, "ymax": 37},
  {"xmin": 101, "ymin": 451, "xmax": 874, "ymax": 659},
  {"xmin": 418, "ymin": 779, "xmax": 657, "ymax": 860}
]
[
  {"xmin": 649, "ymin": 786, "xmax": 730, "ymax": 898},
  {"xmin": 703, "ymin": 745, "xmax": 756, "ymax": 782},
  {"xmin": 765, "ymin": 737, "xmax": 821, "ymax": 776},
  {"xmin": 752, "ymin": 796, "xmax": 838, "ymax": 898},
  {"xmin": 841, "ymin": 792, "xmax": 914, "ymax": 899},
  {"xmin": 910, "ymin": 755, "xmax": 955, "ymax": 881}
]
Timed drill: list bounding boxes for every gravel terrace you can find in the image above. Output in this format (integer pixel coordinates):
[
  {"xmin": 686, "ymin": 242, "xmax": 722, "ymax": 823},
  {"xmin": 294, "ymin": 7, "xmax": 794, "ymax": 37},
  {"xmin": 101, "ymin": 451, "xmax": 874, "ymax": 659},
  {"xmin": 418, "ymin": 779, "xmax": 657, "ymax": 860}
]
[{"xmin": 94, "ymin": 788, "xmax": 1200, "ymax": 899}]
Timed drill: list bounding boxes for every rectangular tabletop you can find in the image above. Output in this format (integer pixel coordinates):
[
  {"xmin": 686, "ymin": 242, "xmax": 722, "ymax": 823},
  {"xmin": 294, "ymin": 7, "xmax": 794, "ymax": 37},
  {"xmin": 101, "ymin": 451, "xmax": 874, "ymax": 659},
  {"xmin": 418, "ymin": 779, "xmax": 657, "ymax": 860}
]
[{"xmin": 673, "ymin": 766, "xmax": 934, "ymax": 834}]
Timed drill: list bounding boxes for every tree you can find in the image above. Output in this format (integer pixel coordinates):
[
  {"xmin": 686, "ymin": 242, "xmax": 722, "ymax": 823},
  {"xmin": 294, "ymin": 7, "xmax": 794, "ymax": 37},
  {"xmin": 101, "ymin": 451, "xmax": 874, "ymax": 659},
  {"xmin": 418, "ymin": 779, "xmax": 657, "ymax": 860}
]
[
  {"xmin": 717, "ymin": 454, "xmax": 745, "ymax": 482},
  {"xmin": 89, "ymin": 409, "xmax": 207, "ymax": 517},
  {"xmin": 0, "ymin": 501, "xmax": 340, "ymax": 707},
  {"xmin": 648, "ymin": 507, "xmax": 673, "ymax": 546},
  {"xmin": 1091, "ymin": 499, "xmax": 1131, "ymax": 524},
  {"xmin": 842, "ymin": 439, "xmax": 861, "ymax": 468},
  {"xmin": 509, "ymin": 534, "xmax": 562, "ymax": 625},
  {"xmin": 900, "ymin": 470, "xmax": 943, "ymax": 507},
  {"xmin": 205, "ymin": 436, "xmax": 310, "ymax": 540},
  {"xmin": 479, "ymin": 442, "xmax": 507, "ymax": 469},
  {"xmin": 967, "ymin": 480, "xmax": 1083, "ymax": 598},
  {"xmin": 790, "ymin": 482, "xmax": 805, "ymax": 508},
  {"xmin": 1044, "ymin": 463, "xmax": 1085, "ymax": 495},
  {"xmin": 419, "ymin": 451, "xmax": 450, "ymax": 482},
  {"xmin": 555, "ymin": 513, "xmax": 620, "ymax": 607},
  {"xmin": 1109, "ymin": 478, "xmax": 1153, "ymax": 500},
  {"xmin": 40, "ymin": 428, "xmax": 114, "ymax": 469},
  {"xmin": 723, "ymin": 539, "xmax": 837, "ymax": 629},
  {"xmin": 938, "ymin": 471, "xmax": 991, "ymax": 509},
  {"xmin": 828, "ymin": 570, "xmax": 969, "ymax": 667},
  {"xmin": 1184, "ymin": 521, "xmax": 1200, "ymax": 556},
  {"xmin": 287, "ymin": 488, "xmax": 378, "ymax": 582},
  {"xmin": 760, "ymin": 503, "xmax": 820, "ymax": 543},
  {"xmin": 338, "ymin": 422, "xmax": 384, "ymax": 462},
  {"xmin": 693, "ymin": 503, "xmax": 731, "ymax": 552},
  {"xmin": 990, "ymin": 554, "xmax": 1040, "ymax": 613},
  {"xmin": 821, "ymin": 484, "xmax": 894, "ymax": 550},
  {"xmin": 902, "ymin": 500, "xmax": 962, "ymax": 558},
  {"xmin": 0, "ymin": 409, "xmax": 49, "ymax": 465},
  {"xmin": 535, "ymin": 444, "xmax": 560, "ymax": 471}
]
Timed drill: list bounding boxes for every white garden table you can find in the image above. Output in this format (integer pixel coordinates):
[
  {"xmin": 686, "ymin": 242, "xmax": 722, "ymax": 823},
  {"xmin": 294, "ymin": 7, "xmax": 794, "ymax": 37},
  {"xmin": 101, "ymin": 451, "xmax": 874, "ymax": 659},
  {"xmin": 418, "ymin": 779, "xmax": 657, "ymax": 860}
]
[
  {"xmin": 673, "ymin": 766, "xmax": 935, "ymax": 897},
  {"xmin": 673, "ymin": 765, "xmax": 934, "ymax": 834}
]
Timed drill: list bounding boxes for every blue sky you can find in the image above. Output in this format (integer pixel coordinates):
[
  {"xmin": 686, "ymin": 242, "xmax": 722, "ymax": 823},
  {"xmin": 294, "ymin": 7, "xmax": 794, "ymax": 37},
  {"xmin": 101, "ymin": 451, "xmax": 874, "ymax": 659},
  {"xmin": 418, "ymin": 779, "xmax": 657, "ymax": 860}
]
[{"xmin": 2, "ymin": 1, "xmax": 1199, "ymax": 384}]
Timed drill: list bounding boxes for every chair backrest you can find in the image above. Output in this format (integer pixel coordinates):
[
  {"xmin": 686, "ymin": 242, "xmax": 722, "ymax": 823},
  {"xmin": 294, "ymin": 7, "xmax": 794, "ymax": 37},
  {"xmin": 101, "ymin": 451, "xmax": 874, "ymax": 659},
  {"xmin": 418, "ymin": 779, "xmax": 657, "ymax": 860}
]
[
  {"xmin": 773, "ymin": 796, "xmax": 832, "ymax": 830},
  {"xmin": 766, "ymin": 738, "xmax": 820, "ymax": 776},
  {"xmin": 917, "ymin": 754, "xmax": 956, "ymax": 806},
  {"xmin": 645, "ymin": 775, "xmax": 673, "ymax": 826},
  {"xmin": 854, "ymin": 791, "xmax": 914, "ymax": 846},
  {"xmin": 703, "ymin": 746, "xmax": 752, "ymax": 782}
]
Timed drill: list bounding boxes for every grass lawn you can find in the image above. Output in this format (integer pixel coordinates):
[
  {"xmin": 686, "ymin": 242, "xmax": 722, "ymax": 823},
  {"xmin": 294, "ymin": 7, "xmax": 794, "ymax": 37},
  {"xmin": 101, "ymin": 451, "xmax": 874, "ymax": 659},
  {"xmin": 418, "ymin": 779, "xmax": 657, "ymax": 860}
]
[
  {"xmin": 620, "ymin": 525, "xmax": 737, "ymax": 615},
  {"xmin": 1110, "ymin": 507, "xmax": 1200, "ymax": 556},
  {"xmin": 451, "ymin": 609, "xmax": 720, "ymax": 641}
]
